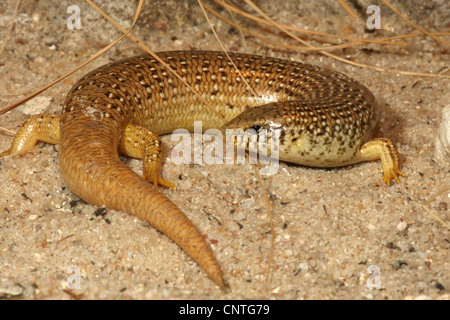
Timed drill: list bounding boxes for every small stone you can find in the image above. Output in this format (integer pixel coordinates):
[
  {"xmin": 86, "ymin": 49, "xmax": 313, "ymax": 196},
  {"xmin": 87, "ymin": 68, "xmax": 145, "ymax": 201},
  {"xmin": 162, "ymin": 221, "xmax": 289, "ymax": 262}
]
[
  {"xmin": 392, "ymin": 260, "xmax": 407, "ymax": 270},
  {"xmin": 0, "ymin": 282, "xmax": 24, "ymax": 298},
  {"xmin": 435, "ymin": 282, "xmax": 445, "ymax": 291},
  {"xmin": 396, "ymin": 221, "xmax": 408, "ymax": 231},
  {"xmin": 434, "ymin": 105, "xmax": 450, "ymax": 168},
  {"xmin": 298, "ymin": 262, "xmax": 309, "ymax": 272}
]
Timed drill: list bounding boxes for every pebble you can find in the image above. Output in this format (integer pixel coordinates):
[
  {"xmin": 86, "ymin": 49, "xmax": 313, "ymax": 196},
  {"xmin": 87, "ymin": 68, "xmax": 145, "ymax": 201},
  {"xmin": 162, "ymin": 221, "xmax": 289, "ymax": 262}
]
[
  {"xmin": 396, "ymin": 221, "xmax": 408, "ymax": 231},
  {"xmin": 434, "ymin": 105, "xmax": 450, "ymax": 168},
  {"xmin": 298, "ymin": 261, "xmax": 309, "ymax": 271},
  {"xmin": 0, "ymin": 282, "xmax": 24, "ymax": 298}
]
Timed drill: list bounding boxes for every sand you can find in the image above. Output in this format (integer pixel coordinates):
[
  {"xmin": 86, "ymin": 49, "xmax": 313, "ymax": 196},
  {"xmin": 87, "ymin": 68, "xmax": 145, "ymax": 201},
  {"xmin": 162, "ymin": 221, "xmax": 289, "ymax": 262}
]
[{"xmin": 0, "ymin": 0, "xmax": 448, "ymax": 299}]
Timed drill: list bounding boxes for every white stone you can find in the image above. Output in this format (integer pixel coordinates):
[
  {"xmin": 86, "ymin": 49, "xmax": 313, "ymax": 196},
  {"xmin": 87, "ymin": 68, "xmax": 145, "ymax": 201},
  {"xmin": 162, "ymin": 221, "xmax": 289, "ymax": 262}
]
[{"xmin": 434, "ymin": 105, "xmax": 450, "ymax": 169}]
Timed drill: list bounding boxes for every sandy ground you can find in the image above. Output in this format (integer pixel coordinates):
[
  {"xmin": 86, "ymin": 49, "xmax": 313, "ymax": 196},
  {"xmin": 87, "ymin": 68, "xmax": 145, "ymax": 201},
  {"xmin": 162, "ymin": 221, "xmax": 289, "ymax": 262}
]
[{"xmin": 0, "ymin": 0, "xmax": 448, "ymax": 300}]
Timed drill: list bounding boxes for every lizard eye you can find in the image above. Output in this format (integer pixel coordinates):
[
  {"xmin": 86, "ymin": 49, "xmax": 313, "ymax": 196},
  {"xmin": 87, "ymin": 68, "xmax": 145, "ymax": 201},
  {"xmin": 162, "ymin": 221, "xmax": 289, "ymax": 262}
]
[{"xmin": 250, "ymin": 125, "xmax": 261, "ymax": 132}]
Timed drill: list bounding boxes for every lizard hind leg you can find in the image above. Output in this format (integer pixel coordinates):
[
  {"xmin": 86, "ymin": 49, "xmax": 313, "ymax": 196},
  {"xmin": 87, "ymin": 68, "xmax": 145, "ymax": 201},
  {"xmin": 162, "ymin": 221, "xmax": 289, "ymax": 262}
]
[
  {"xmin": 119, "ymin": 122, "xmax": 176, "ymax": 189},
  {"xmin": 358, "ymin": 137, "xmax": 406, "ymax": 185},
  {"xmin": 0, "ymin": 114, "xmax": 60, "ymax": 158}
]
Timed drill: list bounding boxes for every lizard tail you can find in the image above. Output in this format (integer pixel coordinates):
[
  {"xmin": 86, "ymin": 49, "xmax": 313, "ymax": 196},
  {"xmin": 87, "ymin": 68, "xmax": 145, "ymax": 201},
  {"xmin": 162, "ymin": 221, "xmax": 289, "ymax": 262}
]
[{"xmin": 58, "ymin": 114, "xmax": 226, "ymax": 289}]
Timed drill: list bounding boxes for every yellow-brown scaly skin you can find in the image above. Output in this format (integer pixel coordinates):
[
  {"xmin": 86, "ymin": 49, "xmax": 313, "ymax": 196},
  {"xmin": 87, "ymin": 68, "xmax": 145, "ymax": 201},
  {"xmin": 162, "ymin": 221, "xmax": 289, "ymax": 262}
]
[{"xmin": 0, "ymin": 51, "xmax": 405, "ymax": 289}]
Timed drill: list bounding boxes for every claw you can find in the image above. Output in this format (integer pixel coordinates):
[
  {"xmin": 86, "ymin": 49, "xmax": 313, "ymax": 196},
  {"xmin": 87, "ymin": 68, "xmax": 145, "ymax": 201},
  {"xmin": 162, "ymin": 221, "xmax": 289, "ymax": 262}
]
[
  {"xmin": 144, "ymin": 171, "xmax": 176, "ymax": 190},
  {"xmin": 382, "ymin": 169, "xmax": 407, "ymax": 185}
]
